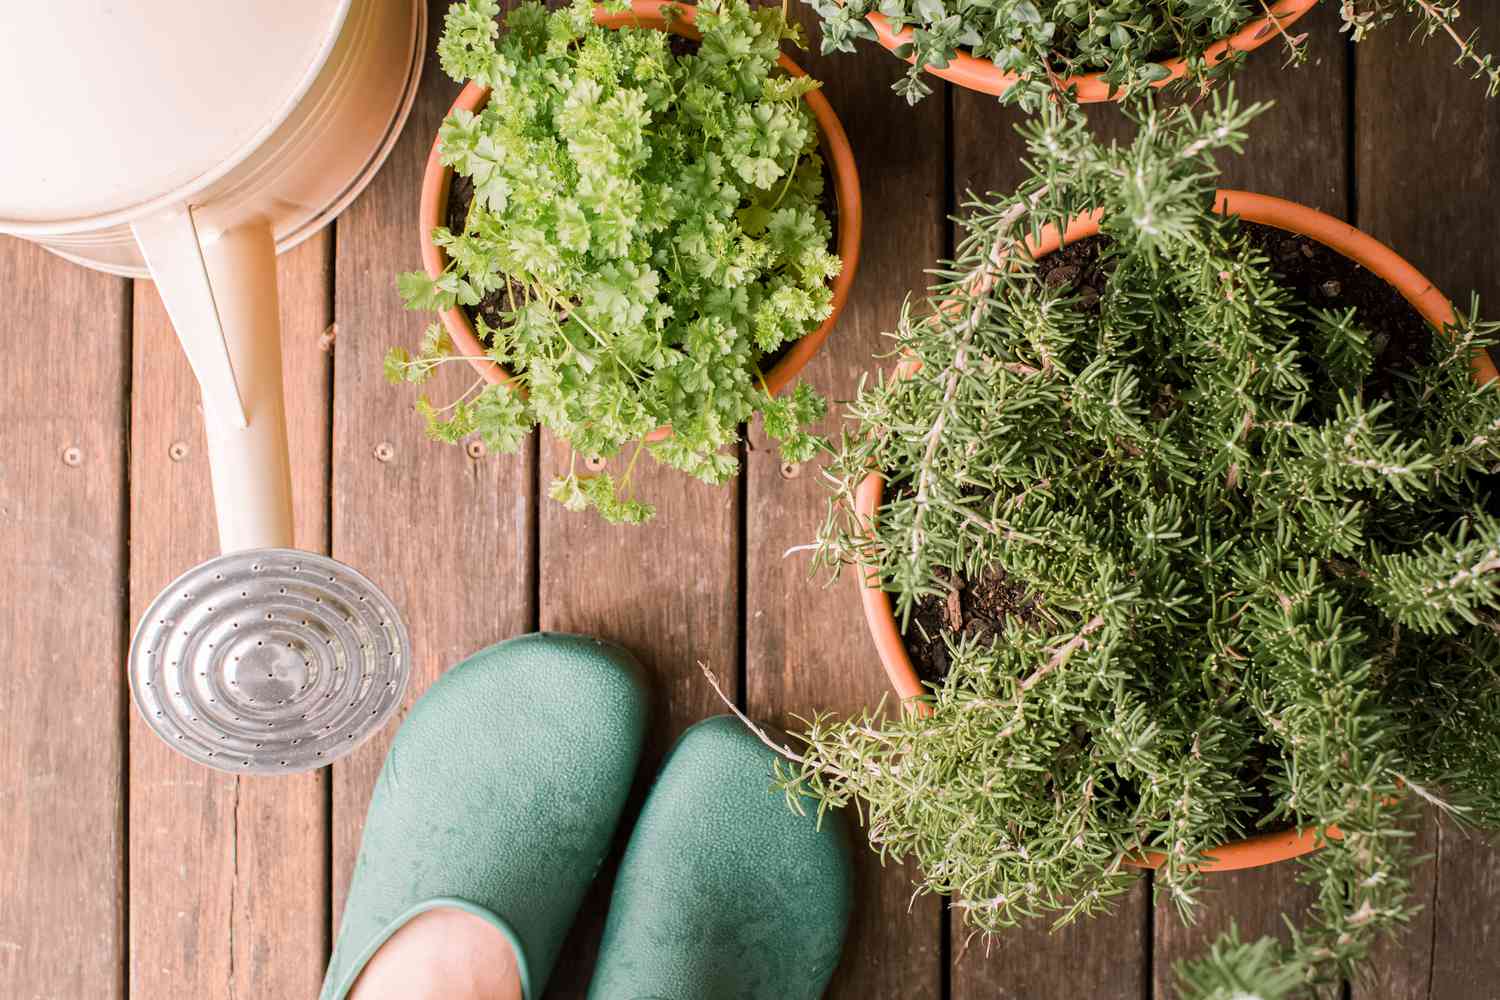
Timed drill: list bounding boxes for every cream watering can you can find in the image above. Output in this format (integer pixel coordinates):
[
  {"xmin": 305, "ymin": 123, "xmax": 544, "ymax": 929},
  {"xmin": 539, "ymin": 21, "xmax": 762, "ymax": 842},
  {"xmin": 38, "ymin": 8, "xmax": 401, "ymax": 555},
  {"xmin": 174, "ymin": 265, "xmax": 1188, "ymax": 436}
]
[{"xmin": 0, "ymin": 0, "xmax": 425, "ymax": 774}]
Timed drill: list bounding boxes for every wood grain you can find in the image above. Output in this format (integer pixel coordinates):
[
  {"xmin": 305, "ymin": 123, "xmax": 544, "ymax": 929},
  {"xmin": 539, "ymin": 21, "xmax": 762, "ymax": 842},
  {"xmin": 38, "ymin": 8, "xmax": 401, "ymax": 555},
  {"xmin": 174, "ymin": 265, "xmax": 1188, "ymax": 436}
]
[
  {"xmin": 1359, "ymin": 807, "xmax": 1439, "ymax": 998},
  {"xmin": 1423, "ymin": 820, "xmax": 1500, "ymax": 999},
  {"xmin": 1353, "ymin": 3, "xmax": 1500, "ymax": 994},
  {"xmin": 330, "ymin": 0, "xmax": 537, "ymax": 929},
  {"xmin": 0, "ymin": 239, "xmax": 129, "ymax": 1000},
  {"xmin": 536, "ymin": 430, "xmax": 738, "ymax": 759},
  {"xmin": 127, "ymin": 231, "xmax": 332, "ymax": 1000},
  {"xmin": 1216, "ymin": 1, "xmax": 1351, "ymax": 214}
]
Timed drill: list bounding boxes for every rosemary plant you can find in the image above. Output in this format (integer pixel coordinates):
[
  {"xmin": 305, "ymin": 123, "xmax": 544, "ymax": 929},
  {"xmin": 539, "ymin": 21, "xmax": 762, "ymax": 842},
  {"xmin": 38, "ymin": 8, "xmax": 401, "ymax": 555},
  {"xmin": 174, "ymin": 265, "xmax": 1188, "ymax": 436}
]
[
  {"xmin": 806, "ymin": 0, "xmax": 1498, "ymax": 108},
  {"xmin": 790, "ymin": 96, "xmax": 1500, "ymax": 994}
]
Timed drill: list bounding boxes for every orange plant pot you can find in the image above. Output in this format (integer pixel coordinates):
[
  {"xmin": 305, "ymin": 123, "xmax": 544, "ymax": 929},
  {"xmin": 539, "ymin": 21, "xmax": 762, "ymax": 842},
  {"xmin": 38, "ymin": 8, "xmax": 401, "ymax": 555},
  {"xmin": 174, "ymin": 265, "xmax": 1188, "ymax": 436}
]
[
  {"xmin": 853, "ymin": 190, "xmax": 1499, "ymax": 873},
  {"xmin": 417, "ymin": 0, "xmax": 863, "ymax": 441},
  {"xmin": 866, "ymin": 0, "xmax": 1318, "ymax": 102}
]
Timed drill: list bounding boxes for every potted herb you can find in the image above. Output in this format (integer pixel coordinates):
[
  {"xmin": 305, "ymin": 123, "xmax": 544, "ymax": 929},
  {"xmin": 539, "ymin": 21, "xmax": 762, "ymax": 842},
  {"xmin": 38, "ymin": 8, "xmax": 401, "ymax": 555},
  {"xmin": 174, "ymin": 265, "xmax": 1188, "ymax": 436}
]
[
  {"xmin": 808, "ymin": 0, "xmax": 1497, "ymax": 108},
  {"xmin": 390, "ymin": 0, "xmax": 861, "ymax": 522},
  {"xmin": 781, "ymin": 98, "xmax": 1500, "ymax": 994}
]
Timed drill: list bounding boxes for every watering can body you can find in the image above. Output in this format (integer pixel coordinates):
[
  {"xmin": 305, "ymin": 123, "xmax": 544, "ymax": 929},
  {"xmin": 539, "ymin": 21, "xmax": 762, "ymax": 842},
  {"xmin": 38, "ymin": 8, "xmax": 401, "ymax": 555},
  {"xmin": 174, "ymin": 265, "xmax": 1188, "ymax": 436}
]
[{"xmin": 0, "ymin": 0, "xmax": 425, "ymax": 552}]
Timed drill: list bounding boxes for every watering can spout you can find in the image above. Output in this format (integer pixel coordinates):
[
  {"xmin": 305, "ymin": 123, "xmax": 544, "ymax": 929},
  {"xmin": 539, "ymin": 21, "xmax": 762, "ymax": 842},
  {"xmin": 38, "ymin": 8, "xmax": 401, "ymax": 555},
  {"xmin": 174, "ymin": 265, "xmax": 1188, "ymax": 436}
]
[
  {"xmin": 132, "ymin": 207, "xmax": 296, "ymax": 553},
  {"xmin": 132, "ymin": 207, "xmax": 250, "ymax": 427},
  {"xmin": 0, "ymin": 0, "xmax": 426, "ymax": 774}
]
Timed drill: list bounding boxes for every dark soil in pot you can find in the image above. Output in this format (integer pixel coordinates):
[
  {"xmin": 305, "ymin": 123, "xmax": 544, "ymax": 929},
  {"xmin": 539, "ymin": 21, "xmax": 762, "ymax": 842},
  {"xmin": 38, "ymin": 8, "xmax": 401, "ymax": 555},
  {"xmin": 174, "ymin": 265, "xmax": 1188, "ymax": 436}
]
[
  {"xmin": 446, "ymin": 171, "xmax": 527, "ymax": 334},
  {"xmin": 1242, "ymin": 222, "xmax": 1432, "ymax": 400},
  {"xmin": 904, "ymin": 567, "xmax": 1042, "ymax": 684},
  {"xmin": 1028, "ymin": 223, "xmax": 1433, "ymax": 387}
]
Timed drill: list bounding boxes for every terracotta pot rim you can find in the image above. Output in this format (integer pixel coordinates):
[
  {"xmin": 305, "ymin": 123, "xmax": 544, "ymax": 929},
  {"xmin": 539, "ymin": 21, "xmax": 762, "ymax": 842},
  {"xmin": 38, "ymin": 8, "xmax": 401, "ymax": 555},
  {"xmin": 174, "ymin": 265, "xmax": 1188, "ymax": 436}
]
[
  {"xmin": 417, "ymin": 0, "xmax": 863, "ymax": 439},
  {"xmin": 866, "ymin": 0, "xmax": 1319, "ymax": 102},
  {"xmin": 854, "ymin": 189, "xmax": 1498, "ymax": 873}
]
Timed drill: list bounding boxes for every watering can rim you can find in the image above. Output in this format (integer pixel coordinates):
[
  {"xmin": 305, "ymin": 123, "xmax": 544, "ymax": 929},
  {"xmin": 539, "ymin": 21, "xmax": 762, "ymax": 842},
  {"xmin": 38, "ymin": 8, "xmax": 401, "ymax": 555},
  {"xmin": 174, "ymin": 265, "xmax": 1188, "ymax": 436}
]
[{"xmin": 0, "ymin": 0, "xmax": 354, "ymax": 235}]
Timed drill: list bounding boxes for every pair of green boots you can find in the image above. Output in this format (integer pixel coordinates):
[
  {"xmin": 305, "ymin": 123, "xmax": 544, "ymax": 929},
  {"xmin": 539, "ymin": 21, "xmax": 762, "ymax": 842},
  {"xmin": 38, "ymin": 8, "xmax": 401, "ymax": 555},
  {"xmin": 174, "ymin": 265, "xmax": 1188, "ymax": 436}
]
[{"xmin": 321, "ymin": 633, "xmax": 853, "ymax": 1000}]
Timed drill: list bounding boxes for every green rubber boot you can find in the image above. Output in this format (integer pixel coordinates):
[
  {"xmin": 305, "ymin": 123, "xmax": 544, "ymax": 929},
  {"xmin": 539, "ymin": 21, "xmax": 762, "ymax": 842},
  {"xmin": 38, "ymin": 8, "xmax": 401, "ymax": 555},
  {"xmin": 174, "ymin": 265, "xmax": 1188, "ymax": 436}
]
[
  {"xmin": 587, "ymin": 715, "xmax": 854, "ymax": 1000},
  {"xmin": 320, "ymin": 633, "xmax": 649, "ymax": 1000}
]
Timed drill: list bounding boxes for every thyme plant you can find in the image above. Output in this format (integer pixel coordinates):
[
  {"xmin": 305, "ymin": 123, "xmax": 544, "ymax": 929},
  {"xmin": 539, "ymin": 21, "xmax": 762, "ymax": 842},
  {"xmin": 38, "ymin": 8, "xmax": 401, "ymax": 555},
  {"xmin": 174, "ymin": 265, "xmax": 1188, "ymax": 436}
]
[
  {"xmin": 807, "ymin": 0, "xmax": 1498, "ymax": 108},
  {"xmin": 790, "ymin": 97, "xmax": 1500, "ymax": 994},
  {"xmin": 390, "ymin": 0, "xmax": 837, "ymax": 522}
]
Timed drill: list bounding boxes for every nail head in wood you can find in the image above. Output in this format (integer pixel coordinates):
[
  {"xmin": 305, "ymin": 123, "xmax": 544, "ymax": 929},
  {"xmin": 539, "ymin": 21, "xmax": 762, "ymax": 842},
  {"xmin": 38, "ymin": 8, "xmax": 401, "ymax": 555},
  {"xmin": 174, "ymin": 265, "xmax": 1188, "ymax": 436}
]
[{"xmin": 373, "ymin": 441, "xmax": 395, "ymax": 463}]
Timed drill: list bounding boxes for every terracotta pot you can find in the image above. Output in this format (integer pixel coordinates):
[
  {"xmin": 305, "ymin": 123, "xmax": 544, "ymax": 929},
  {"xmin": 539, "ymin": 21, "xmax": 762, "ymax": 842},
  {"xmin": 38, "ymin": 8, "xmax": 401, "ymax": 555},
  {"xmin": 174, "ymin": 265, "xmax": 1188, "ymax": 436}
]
[
  {"xmin": 853, "ymin": 190, "xmax": 1500, "ymax": 872},
  {"xmin": 866, "ymin": 0, "xmax": 1318, "ymax": 102},
  {"xmin": 418, "ymin": 0, "xmax": 863, "ymax": 440}
]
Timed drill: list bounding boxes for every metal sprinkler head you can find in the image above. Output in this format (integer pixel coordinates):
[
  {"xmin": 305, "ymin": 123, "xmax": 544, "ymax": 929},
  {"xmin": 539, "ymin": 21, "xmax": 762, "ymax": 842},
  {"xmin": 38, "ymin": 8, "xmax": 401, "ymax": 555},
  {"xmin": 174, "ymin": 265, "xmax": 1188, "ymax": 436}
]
[{"xmin": 129, "ymin": 548, "xmax": 410, "ymax": 774}]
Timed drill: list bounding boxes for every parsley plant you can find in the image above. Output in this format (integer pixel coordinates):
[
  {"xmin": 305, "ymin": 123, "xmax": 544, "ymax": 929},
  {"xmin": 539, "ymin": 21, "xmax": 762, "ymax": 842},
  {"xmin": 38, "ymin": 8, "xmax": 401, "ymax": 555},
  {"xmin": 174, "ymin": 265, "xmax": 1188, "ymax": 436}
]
[{"xmin": 392, "ymin": 0, "xmax": 840, "ymax": 522}]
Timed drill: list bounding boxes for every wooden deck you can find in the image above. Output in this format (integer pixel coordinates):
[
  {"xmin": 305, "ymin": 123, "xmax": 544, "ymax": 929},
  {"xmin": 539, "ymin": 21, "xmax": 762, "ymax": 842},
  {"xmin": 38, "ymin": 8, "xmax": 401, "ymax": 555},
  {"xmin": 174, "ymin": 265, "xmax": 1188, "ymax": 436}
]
[{"xmin": 4, "ymin": 2, "xmax": 1500, "ymax": 997}]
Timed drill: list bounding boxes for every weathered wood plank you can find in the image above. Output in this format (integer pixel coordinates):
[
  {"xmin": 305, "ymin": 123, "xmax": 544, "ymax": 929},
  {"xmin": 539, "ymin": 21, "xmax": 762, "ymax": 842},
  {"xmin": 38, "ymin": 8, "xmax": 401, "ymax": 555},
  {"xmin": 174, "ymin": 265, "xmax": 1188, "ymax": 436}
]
[
  {"xmin": 536, "ymin": 432, "xmax": 738, "ymax": 761},
  {"xmin": 0, "ymin": 240, "xmax": 129, "ymax": 1000},
  {"xmin": 1223, "ymin": 1, "xmax": 1351, "ymax": 216},
  {"xmin": 330, "ymin": 0, "xmax": 537, "ymax": 929},
  {"xmin": 127, "ymin": 232, "xmax": 332, "ymax": 999},
  {"xmin": 1353, "ymin": 3, "xmax": 1500, "ymax": 994},
  {"xmin": 1359, "ymin": 807, "xmax": 1439, "ymax": 997},
  {"xmin": 743, "ymin": 25, "xmax": 948, "ymax": 1000},
  {"xmin": 1422, "ymin": 820, "xmax": 1500, "ymax": 999}
]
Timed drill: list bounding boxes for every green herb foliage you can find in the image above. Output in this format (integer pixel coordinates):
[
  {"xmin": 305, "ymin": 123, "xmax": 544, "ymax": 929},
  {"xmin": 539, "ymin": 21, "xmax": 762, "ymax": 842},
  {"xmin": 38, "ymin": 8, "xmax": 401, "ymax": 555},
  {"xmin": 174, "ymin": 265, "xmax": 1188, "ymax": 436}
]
[
  {"xmin": 806, "ymin": 0, "xmax": 1498, "ymax": 108},
  {"xmin": 1173, "ymin": 926, "xmax": 1308, "ymax": 1000},
  {"xmin": 391, "ymin": 0, "xmax": 839, "ymax": 521},
  {"xmin": 791, "ymin": 95, "xmax": 1500, "ymax": 994}
]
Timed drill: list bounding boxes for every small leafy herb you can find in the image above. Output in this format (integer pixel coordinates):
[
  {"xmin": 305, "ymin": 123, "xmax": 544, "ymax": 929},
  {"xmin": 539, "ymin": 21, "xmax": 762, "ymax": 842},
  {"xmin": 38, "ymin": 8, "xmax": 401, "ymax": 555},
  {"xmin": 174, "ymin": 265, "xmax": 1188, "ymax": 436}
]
[
  {"xmin": 391, "ymin": 0, "xmax": 840, "ymax": 521},
  {"xmin": 806, "ymin": 0, "xmax": 1497, "ymax": 108},
  {"xmin": 788, "ymin": 95, "xmax": 1500, "ymax": 994}
]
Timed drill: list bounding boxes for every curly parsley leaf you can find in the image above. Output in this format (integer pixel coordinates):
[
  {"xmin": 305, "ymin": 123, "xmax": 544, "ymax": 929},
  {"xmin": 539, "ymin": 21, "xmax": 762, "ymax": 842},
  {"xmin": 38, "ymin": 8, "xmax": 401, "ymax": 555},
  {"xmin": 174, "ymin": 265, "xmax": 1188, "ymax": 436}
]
[{"xmin": 392, "ymin": 0, "xmax": 839, "ymax": 521}]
